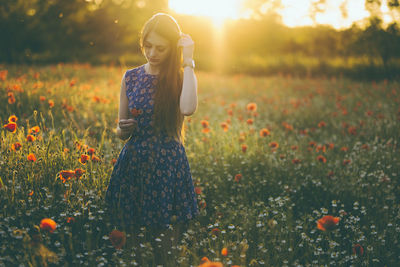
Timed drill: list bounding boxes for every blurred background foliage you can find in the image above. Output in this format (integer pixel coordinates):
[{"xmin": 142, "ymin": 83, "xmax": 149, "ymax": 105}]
[{"xmin": 1, "ymin": 0, "xmax": 400, "ymax": 79}]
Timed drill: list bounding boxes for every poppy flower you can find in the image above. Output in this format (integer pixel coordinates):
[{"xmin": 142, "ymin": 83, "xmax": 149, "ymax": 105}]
[
  {"xmin": 328, "ymin": 143, "xmax": 335, "ymax": 150},
  {"xmin": 259, "ymin": 128, "xmax": 270, "ymax": 137},
  {"xmin": 221, "ymin": 247, "xmax": 228, "ymax": 256},
  {"xmin": 318, "ymin": 121, "xmax": 326, "ymax": 127},
  {"xmin": 202, "ymin": 128, "xmax": 210, "ymax": 133},
  {"xmin": 74, "ymin": 168, "xmax": 85, "ymax": 178},
  {"xmin": 246, "ymin": 119, "xmax": 253, "ymax": 125},
  {"xmin": 4, "ymin": 122, "xmax": 17, "ymax": 133},
  {"xmin": 352, "ymin": 244, "xmax": 364, "ymax": 256},
  {"xmin": 91, "ymin": 155, "xmax": 101, "ymax": 162},
  {"xmin": 40, "ymin": 218, "xmax": 57, "ymax": 233},
  {"xmin": 340, "ymin": 146, "xmax": 348, "ymax": 152},
  {"xmin": 246, "ymin": 102, "xmax": 257, "ymax": 112},
  {"xmin": 194, "ymin": 187, "xmax": 202, "ymax": 195},
  {"xmin": 27, "ymin": 153, "xmax": 36, "ymax": 162},
  {"xmin": 241, "ymin": 144, "xmax": 247, "ymax": 153},
  {"xmin": 59, "ymin": 170, "xmax": 76, "ymax": 183},
  {"xmin": 227, "ymin": 109, "xmax": 233, "ymax": 116},
  {"xmin": 40, "ymin": 96, "xmax": 46, "ymax": 101},
  {"xmin": 343, "ymin": 159, "xmax": 351, "ymax": 165},
  {"xmin": 48, "ymin": 100, "xmax": 55, "ymax": 108},
  {"xmin": 291, "ymin": 145, "xmax": 298, "ymax": 150},
  {"xmin": 109, "ymin": 229, "xmax": 126, "ymax": 249},
  {"xmin": 220, "ymin": 122, "xmax": 229, "ymax": 132},
  {"xmin": 317, "ymin": 215, "xmax": 340, "ymax": 231},
  {"xmin": 269, "ymin": 142, "xmax": 279, "ymax": 149},
  {"xmin": 201, "ymin": 120, "xmax": 209, "ymax": 128},
  {"xmin": 87, "ymin": 147, "xmax": 95, "ymax": 155},
  {"xmin": 198, "ymin": 261, "xmax": 223, "ymax": 267},
  {"xmin": 111, "ymin": 158, "xmax": 117, "ymax": 165},
  {"xmin": 26, "ymin": 134, "xmax": 36, "ymax": 142},
  {"xmin": 316, "ymin": 145, "xmax": 326, "ymax": 153},
  {"xmin": 28, "ymin": 190, "xmax": 34, "ymax": 196},
  {"xmin": 11, "ymin": 142, "xmax": 22, "ymax": 151},
  {"xmin": 8, "ymin": 92, "xmax": 16, "ymax": 104},
  {"xmin": 28, "ymin": 126, "xmax": 40, "ymax": 134},
  {"xmin": 234, "ymin": 173, "xmax": 242, "ymax": 182},
  {"xmin": 316, "ymin": 155, "xmax": 327, "ymax": 163},
  {"xmin": 8, "ymin": 115, "xmax": 18, "ymax": 123},
  {"xmin": 200, "ymin": 256, "xmax": 210, "ymax": 263},
  {"xmin": 282, "ymin": 122, "xmax": 293, "ymax": 131},
  {"xmin": 292, "ymin": 158, "xmax": 301, "ymax": 164},
  {"xmin": 66, "ymin": 217, "xmax": 75, "ymax": 224},
  {"xmin": 0, "ymin": 70, "xmax": 8, "ymax": 81},
  {"xmin": 79, "ymin": 154, "xmax": 90, "ymax": 165}
]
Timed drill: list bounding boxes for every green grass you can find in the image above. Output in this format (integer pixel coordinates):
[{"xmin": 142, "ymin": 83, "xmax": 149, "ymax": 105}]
[{"xmin": 0, "ymin": 63, "xmax": 399, "ymax": 266}]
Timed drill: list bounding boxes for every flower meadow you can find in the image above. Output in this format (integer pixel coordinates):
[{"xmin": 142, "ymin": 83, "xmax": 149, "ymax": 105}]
[{"xmin": 1, "ymin": 63, "xmax": 400, "ymax": 266}]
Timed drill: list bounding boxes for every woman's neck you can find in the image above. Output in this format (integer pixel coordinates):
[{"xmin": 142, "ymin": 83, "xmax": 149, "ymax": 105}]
[{"xmin": 145, "ymin": 63, "xmax": 159, "ymax": 75}]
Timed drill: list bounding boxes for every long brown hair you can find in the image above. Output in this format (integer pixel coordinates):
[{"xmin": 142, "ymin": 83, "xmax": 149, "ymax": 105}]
[{"xmin": 140, "ymin": 13, "xmax": 185, "ymax": 144}]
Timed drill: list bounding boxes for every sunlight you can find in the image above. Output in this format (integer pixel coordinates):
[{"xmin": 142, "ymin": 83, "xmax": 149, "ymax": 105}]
[{"xmin": 169, "ymin": 0, "xmax": 242, "ymax": 27}]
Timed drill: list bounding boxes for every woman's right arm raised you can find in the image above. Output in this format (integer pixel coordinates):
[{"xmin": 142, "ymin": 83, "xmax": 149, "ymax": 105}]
[{"xmin": 116, "ymin": 72, "xmax": 136, "ymax": 140}]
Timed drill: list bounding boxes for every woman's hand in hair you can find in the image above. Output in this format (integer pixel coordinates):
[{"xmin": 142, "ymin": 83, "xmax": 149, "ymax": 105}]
[{"xmin": 178, "ymin": 33, "xmax": 194, "ymax": 61}]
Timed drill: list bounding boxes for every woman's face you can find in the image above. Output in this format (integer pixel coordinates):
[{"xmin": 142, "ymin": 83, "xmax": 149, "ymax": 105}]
[{"xmin": 143, "ymin": 31, "xmax": 171, "ymax": 67}]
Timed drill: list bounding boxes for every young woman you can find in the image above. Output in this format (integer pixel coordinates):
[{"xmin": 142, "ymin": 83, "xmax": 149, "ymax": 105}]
[{"xmin": 104, "ymin": 12, "xmax": 199, "ymax": 255}]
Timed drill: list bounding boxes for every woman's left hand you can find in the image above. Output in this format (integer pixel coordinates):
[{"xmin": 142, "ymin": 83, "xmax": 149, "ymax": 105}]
[{"xmin": 178, "ymin": 33, "xmax": 194, "ymax": 60}]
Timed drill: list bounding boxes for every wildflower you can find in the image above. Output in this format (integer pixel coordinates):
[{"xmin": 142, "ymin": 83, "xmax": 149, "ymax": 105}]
[
  {"xmin": 316, "ymin": 145, "xmax": 326, "ymax": 153},
  {"xmin": 318, "ymin": 121, "xmax": 326, "ymax": 127},
  {"xmin": 59, "ymin": 170, "xmax": 76, "ymax": 183},
  {"xmin": 40, "ymin": 96, "xmax": 46, "ymax": 101},
  {"xmin": 91, "ymin": 155, "xmax": 101, "ymax": 162},
  {"xmin": 28, "ymin": 190, "xmax": 34, "ymax": 196},
  {"xmin": 316, "ymin": 155, "xmax": 327, "ymax": 163},
  {"xmin": 343, "ymin": 159, "xmax": 351, "ymax": 165},
  {"xmin": 308, "ymin": 141, "xmax": 316, "ymax": 147},
  {"xmin": 194, "ymin": 187, "xmax": 202, "ymax": 195},
  {"xmin": 241, "ymin": 144, "xmax": 247, "ymax": 153},
  {"xmin": 87, "ymin": 147, "xmax": 95, "ymax": 155},
  {"xmin": 259, "ymin": 128, "xmax": 270, "ymax": 137},
  {"xmin": 202, "ymin": 128, "xmax": 210, "ymax": 133},
  {"xmin": 79, "ymin": 154, "xmax": 90, "ymax": 165},
  {"xmin": 210, "ymin": 228, "xmax": 221, "ymax": 235},
  {"xmin": 198, "ymin": 260, "xmax": 223, "ymax": 267},
  {"xmin": 11, "ymin": 142, "xmax": 22, "ymax": 151},
  {"xmin": 48, "ymin": 100, "xmax": 54, "ymax": 108},
  {"xmin": 292, "ymin": 158, "xmax": 301, "ymax": 164},
  {"xmin": 111, "ymin": 158, "xmax": 117, "ymax": 165},
  {"xmin": 199, "ymin": 200, "xmax": 206, "ymax": 209},
  {"xmin": 220, "ymin": 122, "xmax": 229, "ymax": 132},
  {"xmin": 109, "ymin": 229, "xmax": 126, "ymax": 249},
  {"xmin": 291, "ymin": 145, "xmax": 298, "ymax": 150},
  {"xmin": 282, "ymin": 122, "xmax": 293, "ymax": 131},
  {"xmin": 40, "ymin": 218, "xmax": 57, "ymax": 233},
  {"xmin": 340, "ymin": 146, "xmax": 348, "ymax": 152},
  {"xmin": 352, "ymin": 244, "xmax": 364, "ymax": 256},
  {"xmin": 4, "ymin": 122, "xmax": 17, "ymax": 133},
  {"xmin": 8, "ymin": 92, "xmax": 16, "ymax": 104},
  {"xmin": 317, "ymin": 215, "xmax": 340, "ymax": 231},
  {"xmin": 227, "ymin": 109, "xmax": 233, "ymax": 116},
  {"xmin": 66, "ymin": 217, "xmax": 75, "ymax": 224},
  {"xmin": 328, "ymin": 143, "xmax": 335, "ymax": 150},
  {"xmin": 8, "ymin": 115, "xmax": 18, "ymax": 123},
  {"xmin": 221, "ymin": 247, "xmax": 228, "ymax": 256},
  {"xmin": 246, "ymin": 102, "xmax": 257, "ymax": 112},
  {"xmin": 26, "ymin": 134, "xmax": 36, "ymax": 142},
  {"xmin": 269, "ymin": 142, "xmax": 279, "ymax": 149},
  {"xmin": 0, "ymin": 70, "xmax": 8, "ymax": 81},
  {"xmin": 27, "ymin": 153, "xmax": 37, "ymax": 162},
  {"xmin": 28, "ymin": 126, "xmax": 40, "ymax": 134},
  {"xmin": 74, "ymin": 168, "xmax": 85, "ymax": 178},
  {"xmin": 201, "ymin": 120, "xmax": 209, "ymax": 128},
  {"xmin": 234, "ymin": 173, "xmax": 242, "ymax": 182},
  {"xmin": 246, "ymin": 118, "xmax": 253, "ymax": 125}
]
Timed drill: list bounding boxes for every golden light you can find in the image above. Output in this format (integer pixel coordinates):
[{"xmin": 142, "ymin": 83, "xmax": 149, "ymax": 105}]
[{"xmin": 169, "ymin": 0, "xmax": 242, "ymax": 27}]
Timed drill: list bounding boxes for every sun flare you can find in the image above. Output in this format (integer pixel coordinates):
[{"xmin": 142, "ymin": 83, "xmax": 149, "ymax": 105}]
[{"xmin": 169, "ymin": 0, "xmax": 242, "ymax": 26}]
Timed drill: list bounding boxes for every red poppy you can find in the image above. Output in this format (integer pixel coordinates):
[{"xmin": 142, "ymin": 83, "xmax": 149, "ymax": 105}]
[
  {"xmin": 8, "ymin": 92, "xmax": 16, "ymax": 104},
  {"xmin": 79, "ymin": 154, "xmax": 90, "ymax": 165},
  {"xmin": 246, "ymin": 118, "xmax": 253, "ymax": 125},
  {"xmin": 87, "ymin": 147, "xmax": 95, "ymax": 155},
  {"xmin": 26, "ymin": 134, "xmax": 36, "ymax": 142},
  {"xmin": 316, "ymin": 155, "xmax": 327, "ymax": 163},
  {"xmin": 269, "ymin": 142, "xmax": 279, "ymax": 149},
  {"xmin": 59, "ymin": 170, "xmax": 76, "ymax": 183},
  {"xmin": 40, "ymin": 96, "xmax": 46, "ymax": 101},
  {"xmin": 234, "ymin": 173, "xmax": 242, "ymax": 182},
  {"xmin": 201, "ymin": 120, "xmax": 209, "ymax": 128},
  {"xmin": 246, "ymin": 102, "xmax": 257, "ymax": 112},
  {"xmin": 40, "ymin": 218, "xmax": 57, "ymax": 233},
  {"xmin": 317, "ymin": 215, "xmax": 339, "ymax": 231},
  {"xmin": 4, "ymin": 122, "xmax": 17, "ymax": 133},
  {"xmin": 0, "ymin": 70, "xmax": 8, "ymax": 81},
  {"xmin": 221, "ymin": 247, "xmax": 228, "ymax": 256},
  {"xmin": 241, "ymin": 144, "xmax": 247, "ymax": 153},
  {"xmin": 220, "ymin": 122, "xmax": 229, "ymax": 132},
  {"xmin": 109, "ymin": 229, "xmax": 126, "ymax": 249},
  {"xmin": 11, "ymin": 142, "xmax": 22, "ymax": 151},
  {"xmin": 28, "ymin": 126, "xmax": 40, "ymax": 134},
  {"xmin": 27, "ymin": 153, "xmax": 36, "ymax": 162},
  {"xmin": 202, "ymin": 128, "xmax": 211, "ymax": 133},
  {"xmin": 48, "ymin": 100, "xmax": 55, "ymax": 108},
  {"xmin": 259, "ymin": 128, "xmax": 270, "ymax": 137},
  {"xmin": 91, "ymin": 155, "xmax": 101, "ymax": 162},
  {"xmin": 352, "ymin": 244, "xmax": 364, "ymax": 256},
  {"xmin": 318, "ymin": 121, "xmax": 326, "ymax": 127},
  {"xmin": 66, "ymin": 217, "xmax": 75, "ymax": 224},
  {"xmin": 198, "ymin": 261, "xmax": 223, "ymax": 267}
]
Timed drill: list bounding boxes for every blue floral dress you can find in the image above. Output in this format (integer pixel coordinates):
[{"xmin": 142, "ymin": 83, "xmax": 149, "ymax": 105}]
[{"xmin": 105, "ymin": 64, "xmax": 199, "ymax": 229}]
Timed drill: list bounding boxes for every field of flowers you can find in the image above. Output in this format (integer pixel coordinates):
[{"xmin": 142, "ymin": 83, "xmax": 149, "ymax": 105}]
[{"xmin": 1, "ymin": 63, "xmax": 399, "ymax": 266}]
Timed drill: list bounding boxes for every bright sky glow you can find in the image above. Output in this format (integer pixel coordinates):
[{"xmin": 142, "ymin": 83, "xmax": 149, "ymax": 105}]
[{"xmin": 169, "ymin": 0, "xmax": 396, "ymax": 29}]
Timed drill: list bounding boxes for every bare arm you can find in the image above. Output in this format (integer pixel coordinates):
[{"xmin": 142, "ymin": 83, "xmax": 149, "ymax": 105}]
[
  {"xmin": 180, "ymin": 66, "xmax": 198, "ymax": 116},
  {"xmin": 116, "ymin": 72, "xmax": 136, "ymax": 140}
]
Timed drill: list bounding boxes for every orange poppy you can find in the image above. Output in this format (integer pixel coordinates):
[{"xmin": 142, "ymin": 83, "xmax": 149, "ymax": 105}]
[
  {"xmin": 48, "ymin": 100, "xmax": 55, "ymax": 108},
  {"xmin": 11, "ymin": 142, "xmax": 22, "ymax": 151},
  {"xmin": 201, "ymin": 120, "xmax": 209, "ymax": 128},
  {"xmin": 8, "ymin": 92, "xmax": 16, "ymax": 104},
  {"xmin": 220, "ymin": 122, "xmax": 229, "ymax": 132},
  {"xmin": 0, "ymin": 70, "xmax": 8, "ymax": 81},
  {"xmin": 340, "ymin": 146, "xmax": 348, "ymax": 152},
  {"xmin": 316, "ymin": 145, "xmax": 326, "ymax": 153},
  {"xmin": 246, "ymin": 102, "xmax": 257, "ymax": 112},
  {"xmin": 227, "ymin": 109, "xmax": 233, "ymax": 116},
  {"xmin": 292, "ymin": 158, "xmax": 301, "ymax": 164},
  {"xmin": 317, "ymin": 215, "xmax": 339, "ymax": 231},
  {"xmin": 91, "ymin": 155, "xmax": 101, "ymax": 162},
  {"xmin": 79, "ymin": 154, "xmax": 90, "ymax": 165},
  {"xmin": 74, "ymin": 168, "xmax": 85, "ymax": 178},
  {"xmin": 28, "ymin": 126, "xmax": 40, "ymax": 134},
  {"xmin": 259, "ymin": 128, "xmax": 270, "ymax": 137},
  {"xmin": 59, "ymin": 170, "xmax": 76, "ymax": 183},
  {"xmin": 4, "ymin": 122, "xmax": 17, "ymax": 133},
  {"xmin": 40, "ymin": 218, "xmax": 57, "ymax": 233},
  {"xmin": 198, "ymin": 261, "xmax": 223, "ymax": 267},
  {"xmin": 8, "ymin": 115, "xmax": 18, "ymax": 123},
  {"xmin": 28, "ymin": 190, "xmax": 34, "ymax": 196},
  {"xmin": 316, "ymin": 155, "xmax": 327, "ymax": 163},
  {"xmin": 27, "ymin": 153, "xmax": 36, "ymax": 162},
  {"xmin": 109, "ymin": 229, "xmax": 126, "ymax": 249},
  {"xmin": 241, "ymin": 144, "xmax": 247, "ymax": 153},
  {"xmin": 246, "ymin": 118, "xmax": 253, "ymax": 125},
  {"xmin": 194, "ymin": 187, "xmax": 202, "ymax": 195},
  {"xmin": 87, "ymin": 147, "xmax": 95, "ymax": 155},
  {"xmin": 221, "ymin": 247, "xmax": 228, "ymax": 256},
  {"xmin": 269, "ymin": 142, "xmax": 279, "ymax": 148},
  {"xmin": 26, "ymin": 134, "xmax": 36, "ymax": 142},
  {"xmin": 202, "ymin": 128, "xmax": 211, "ymax": 133},
  {"xmin": 66, "ymin": 217, "xmax": 75, "ymax": 224},
  {"xmin": 234, "ymin": 173, "xmax": 242, "ymax": 182},
  {"xmin": 318, "ymin": 121, "xmax": 326, "ymax": 127}
]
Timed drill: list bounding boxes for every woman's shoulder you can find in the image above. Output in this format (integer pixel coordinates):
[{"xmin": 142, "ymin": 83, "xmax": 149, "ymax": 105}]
[{"xmin": 125, "ymin": 64, "xmax": 145, "ymax": 80}]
